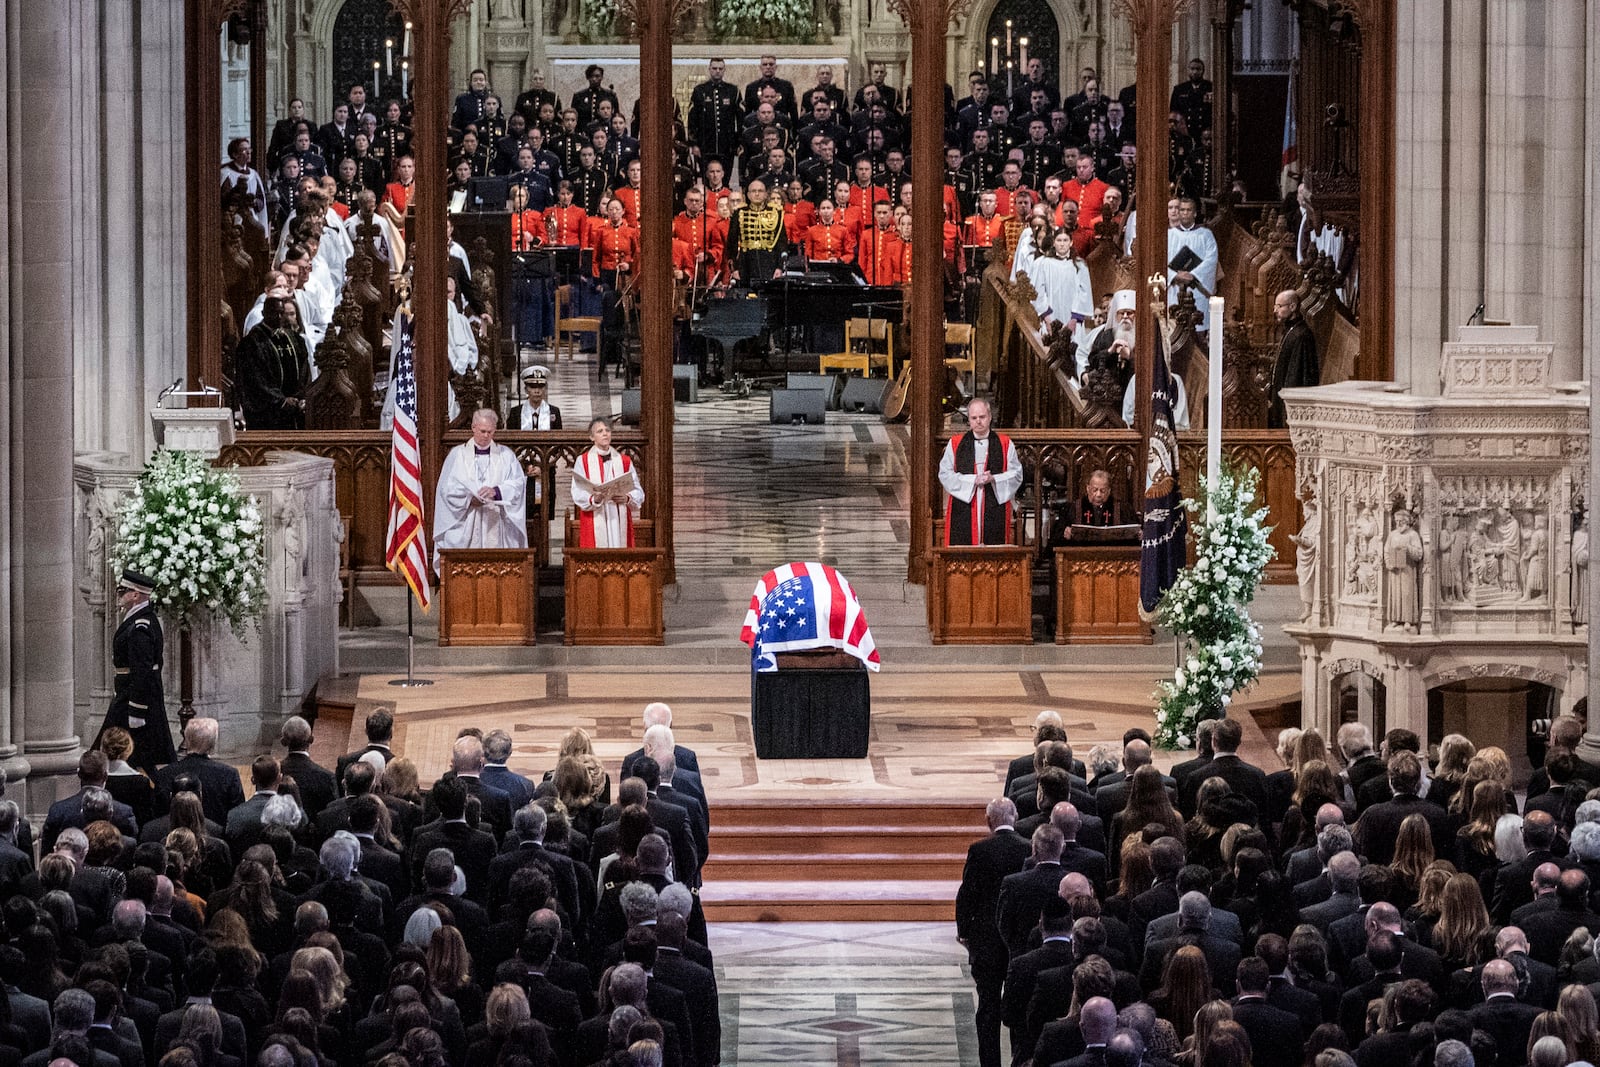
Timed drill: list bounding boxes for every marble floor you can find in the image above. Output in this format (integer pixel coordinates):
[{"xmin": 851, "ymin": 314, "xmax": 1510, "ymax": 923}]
[{"xmin": 708, "ymin": 922, "xmax": 980, "ymax": 1067}]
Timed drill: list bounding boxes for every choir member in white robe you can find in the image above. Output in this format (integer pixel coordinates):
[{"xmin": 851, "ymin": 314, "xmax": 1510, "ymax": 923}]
[
  {"xmin": 381, "ymin": 281, "xmax": 478, "ymax": 428},
  {"xmin": 1011, "ymin": 220, "xmax": 1094, "ymax": 345},
  {"xmin": 1166, "ymin": 195, "xmax": 1219, "ymax": 331},
  {"xmin": 572, "ymin": 417, "xmax": 645, "ymax": 548},
  {"xmin": 221, "ymin": 151, "xmax": 270, "ymax": 237},
  {"xmin": 343, "ymin": 193, "xmax": 405, "ymax": 272},
  {"xmin": 432, "ymin": 409, "xmax": 528, "ymax": 571}
]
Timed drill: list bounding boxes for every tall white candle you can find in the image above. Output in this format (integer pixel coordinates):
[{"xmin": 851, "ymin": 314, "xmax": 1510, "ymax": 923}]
[
  {"xmin": 1020, "ymin": 37, "xmax": 1029, "ymax": 70},
  {"xmin": 386, "ymin": 39, "xmax": 394, "ymax": 77},
  {"xmin": 401, "ymin": 60, "xmax": 409, "ymax": 98},
  {"xmin": 373, "ymin": 61, "xmax": 380, "ymax": 98},
  {"xmin": 403, "ymin": 22, "xmax": 412, "ymax": 56},
  {"xmin": 1207, "ymin": 296, "xmax": 1225, "ymax": 519},
  {"xmin": 990, "ymin": 38, "xmax": 999, "ymax": 75}
]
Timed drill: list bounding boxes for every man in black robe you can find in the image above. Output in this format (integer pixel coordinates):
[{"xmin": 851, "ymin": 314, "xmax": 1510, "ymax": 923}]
[
  {"xmin": 237, "ymin": 296, "xmax": 312, "ymax": 430},
  {"xmin": 1269, "ymin": 288, "xmax": 1319, "ymax": 428},
  {"xmin": 1052, "ymin": 468, "xmax": 1134, "ymax": 544},
  {"xmin": 938, "ymin": 398, "xmax": 1024, "ymax": 546}
]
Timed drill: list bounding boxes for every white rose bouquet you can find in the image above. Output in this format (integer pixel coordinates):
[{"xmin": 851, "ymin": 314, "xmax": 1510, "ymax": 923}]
[
  {"xmin": 714, "ymin": 0, "xmax": 814, "ymax": 39},
  {"xmin": 113, "ymin": 449, "xmax": 266, "ymax": 638},
  {"xmin": 1152, "ymin": 462, "xmax": 1275, "ymax": 748}
]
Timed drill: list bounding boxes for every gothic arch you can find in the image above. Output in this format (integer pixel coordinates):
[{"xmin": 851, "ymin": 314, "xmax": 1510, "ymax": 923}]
[{"xmin": 951, "ymin": 0, "xmax": 1094, "ymax": 94}]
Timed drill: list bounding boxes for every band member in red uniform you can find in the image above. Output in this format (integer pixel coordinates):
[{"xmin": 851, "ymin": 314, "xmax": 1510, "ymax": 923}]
[
  {"xmin": 589, "ymin": 197, "xmax": 639, "ymax": 288},
  {"xmin": 544, "ymin": 182, "xmax": 589, "ymax": 245},
  {"xmin": 855, "ymin": 201, "xmax": 904, "ymax": 286},
  {"xmin": 805, "ymin": 200, "xmax": 855, "ymax": 263}
]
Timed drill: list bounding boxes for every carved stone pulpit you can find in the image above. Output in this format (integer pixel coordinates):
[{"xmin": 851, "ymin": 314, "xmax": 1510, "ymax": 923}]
[{"xmin": 1283, "ymin": 326, "xmax": 1589, "ymax": 755}]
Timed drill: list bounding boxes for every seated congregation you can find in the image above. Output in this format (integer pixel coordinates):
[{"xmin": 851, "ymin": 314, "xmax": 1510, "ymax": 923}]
[
  {"xmin": 959, "ymin": 712, "xmax": 1600, "ymax": 1067},
  {"xmin": 0, "ymin": 702, "xmax": 714, "ymax": 1067}
]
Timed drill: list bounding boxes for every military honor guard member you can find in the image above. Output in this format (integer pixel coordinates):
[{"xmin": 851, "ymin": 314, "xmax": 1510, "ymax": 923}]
[{"xmin": 93, "ymin": 569, "xmax": 174, "ymax": 771}]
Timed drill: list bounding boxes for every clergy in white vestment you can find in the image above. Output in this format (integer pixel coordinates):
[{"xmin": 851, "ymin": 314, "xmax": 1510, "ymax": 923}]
[
  {"xmin": 432, "ymin": 409, "xmax": 528, "ymax": 571},
  {"xmin": 1166, "ymin": 195, "xmax": 1219, "ymax": 331},
  {"xmin": 1011, "ymin": 215, "xmax": 1094, "ymax": 347},
  {"xmin": 1077, "ymin": 288, "xmax": 1139, "ymax": 380},
  {"xmin": 572, "ymin": 417, "xmax": 645, "ymax": 548},
  {"xmin": 1117, "ymin": 303, "xmax": 1192, "ymax": 430}
]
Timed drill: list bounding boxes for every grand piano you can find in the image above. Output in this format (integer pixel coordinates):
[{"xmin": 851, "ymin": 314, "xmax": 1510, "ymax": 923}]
[{"xmin": 692, "ymin": 272, "xmax": 903, "ymax": 380}]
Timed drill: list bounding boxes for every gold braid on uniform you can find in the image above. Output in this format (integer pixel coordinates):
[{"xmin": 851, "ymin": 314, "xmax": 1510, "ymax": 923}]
[{"xmin": 736, "ymin": 204, "xmax": 785, "ymax": 252}]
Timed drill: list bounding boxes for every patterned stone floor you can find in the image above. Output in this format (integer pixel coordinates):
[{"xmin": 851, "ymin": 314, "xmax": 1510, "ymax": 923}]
[{"xmin": 708, "ymin": 922, "xmax": 979, "ymax": 1067}]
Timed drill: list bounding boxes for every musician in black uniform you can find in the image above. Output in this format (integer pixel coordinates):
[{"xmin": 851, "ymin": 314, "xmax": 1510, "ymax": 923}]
[
  {"xmin": 688, "ymin": 59, "xmax": 743, "ymax": 172},
  {"xmin": 724, "ymin": 176, "xmax": 790, "ymax": 287},
  {"xmin": 93, "ymin": 569, "xmax": 174, "ymax": 772}
]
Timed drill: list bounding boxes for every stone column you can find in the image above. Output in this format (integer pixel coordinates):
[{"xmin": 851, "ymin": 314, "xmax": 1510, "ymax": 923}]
[
  {"xmin": 1585, "ymin": 0, "xmax": 1600, "ymax": 767},
  {"xmin": 1539, "ymin": 0, "xmax": 1585, "ymax": 382},
  {"xmin": 12, "ymin": 0, "xmax": 80, "ymax": 803}
]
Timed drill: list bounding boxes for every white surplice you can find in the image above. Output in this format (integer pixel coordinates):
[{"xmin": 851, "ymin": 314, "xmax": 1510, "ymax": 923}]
[
  {"xmin": 1167, "ymin": 223, "xmax": 1220, "ymax": 330},
  {"xmin": 432, "ymin": 441, "xmax": 528, "ymax": 571}
]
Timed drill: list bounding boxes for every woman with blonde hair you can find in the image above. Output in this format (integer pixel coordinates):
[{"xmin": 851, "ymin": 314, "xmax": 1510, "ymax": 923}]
[
  {"xmin": 377, "ymin": 757, "xmax": 424, "ymax": 835},
  {"xmin": 1404, "ymin": 860, "xmax": 1456, "ymax": 947},
  {"xmin": 547, "ymin": 726, "xmax": 613, "ymax": 807},
  {"xmin": 1148, "ymin": 946, "xmax": 1213, "ymax": 1041},
  {"xmin": 1105, "ymin": 837, "xmax": 1153, "ymax": 920},
  {"xmin": 1432, "ymin": 872, "xmax": 1492, "ymax": 969},
  {"xmin": 552, "ymin": 754, "xmax": 605, "ymax": 840},
  {"xmin": 98, "ymin": 726, "xmax": 157, "ymax": 824},
  {"xmin": 1204, "ymin": 1019, "xmax": 1254, "ymax": 1067},
  {"xmin": 1281, "ymin": 759, "xmax": 1346, "ymax": 852},
  {"xmin": 1389, "ymin": 813, "xmax": 1435, "ymax": 899},
  {"xmin": 1557, "ymin": 984, "xmax": 1600, "ymax": 1063},
  {"xmin": 291, "ymin": 945, "xmax": 350, "ymax": 1019},
  {"xmin": 1175, "ymin": 999, "xmax": 1233, "ymax": 1067},
  {"xmin": 1425, "ymin": 734, "xmax": 1475, "ymax": 809}
]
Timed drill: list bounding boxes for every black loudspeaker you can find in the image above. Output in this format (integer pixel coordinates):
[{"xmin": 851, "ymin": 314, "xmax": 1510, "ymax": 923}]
[
  {"xmin": 769, "ymin": 388, "xmax": 827, "ymax": 425},
  {"xmin": 840, "ymin": 376, "xmax": 889, "ymax": 413},
  {"xmin": 672, "ymin": 365, "xmax": 699, "ymax": 404},
  {"xmin": 620, "ymin": 388, "xmax": 642, "ymax": 425},
  {"xmin": 785, "ymin": 372, "xmax": 842, "ymax": 409}
]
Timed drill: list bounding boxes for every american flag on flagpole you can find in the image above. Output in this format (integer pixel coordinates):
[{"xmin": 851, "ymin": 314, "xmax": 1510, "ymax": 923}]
[
  {"xmin": 385, "ymin": 308, "xmax": 432, "ymax": 610},
  {"xmin": 739, "ymin": 562, "xmax": 880, "ymax": 673}
]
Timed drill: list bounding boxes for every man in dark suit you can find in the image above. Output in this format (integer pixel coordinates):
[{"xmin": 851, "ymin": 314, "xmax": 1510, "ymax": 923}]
[
  {"xmin": 1172, "ymin": 718, "xmax": 1218, "ymax": 818},
  {"xmin": 314, "ymin": 760, "xmax": 379, "ymax": 842},
  {"xmin": 1230, "ymin": 957, "xmax": 1304, "ymax": 1067},
  {"xmin": 1144, "ymin": 867, "xmax": 1244, "ymax": 950},
  {"xmin": 423, "ymin": 734, "xmax": 513, "ymax": 841},
  {"xmin": 1298, "ymin": 850, "xmax": 1361, "ymax": 932},
  {"xmin": 1345, "ymin": 903, "xmax": 1445, "ymax": 992},
  {"xmin": 1291, "ymin": 823, "xmax": 1355, "ymax": 908},
  {"xmin": 152, "ymin": 948, "xmax": 249, "ymax": 1060},
  {"xmin": 656, "ymin": 753, "xmax": 708, "ymax": 843},
  {"xmin": 620, "ymin": 702, "xmax": 701, "ymax": 778},
  {"xmin": 1353, "ymin": 752, "xmax": 1453, "ymax": 865},
  {"xmin": 1047, "ymin": 994, "xmax": 1117, "ymax": 1067},
  {"xmin": 1352, "ymin": 978, "xmax": 1433, "ymax": 1067},
  {"xmin": 395, "ymin": 846, "xmax": 492, "ymax": 960},
  {"xmin": 1140, "ymin": 892, "xmax": 1242, "ymax": 992},
  {"xmin": 1337, "ymin": 930, "xmax": 1405, "ymax": 1043},
  {"xmin": 1203, "ymin": 717, "xmax": 1269, "ymax": 814},
  {"xmin": 654, "ymin": 910, "xmax": 720, "ymax": 1067},
  {"xmin": 1128, "ymin": 837, "xmax": 1186, "ymax": 949},
  {"xmin": 408, "ymin": 776, "xmax": 499, "ymax": 903},
  {"xmin": 348, "ymin": 794, "xmax": 408, "ymax": 902},
  {"xmin": 223, "ymin": 755, "xmax": 282, "ymax": 854},
  {"xmin": 1286, "ymin": 807, "xmax": 1352, "ymax": 886},
  {"xmin": 1519, "ymin": 867, "xmax": 1600, "ymax": 965},
  {"xmin": 1452, "ymin": 927, "xmax": 1559, "ymax": 1010},
  {"xmin": 1055, "ymin": 804, "xmax": 1108, "ymax": 892},
  {"xmin": 480, "ymin": 729, "xmax": 536, "ymax": 811},
  {"xmin": 1336, "ymin": 722, "xmax": 1385, "ymax": 801},
  {"xmin": 488, "ymin": 804, "xmax": 581, "ymax": 920},
  {"xmin": 41, "ymin": 751, "xmax": 139, "ymax": 852},
  {"xmin": 957, "ymin": 798, "xmax": 1031, "ymax": 1067},
  {"xmin": 997, "ymin": 825, "xmax": 1067, "ymax": 958},
  {"xmin": 1015, "ymin": 764, "xmax": 1095, "ymax": 830},
  {"xmin": 496, "ymin": 925, "xmax": 583, "ymax": 1062},
  {"xmin": 630, "ymin": 756, "xmax": 703, "ymax": 887},
  {"xmin": 1001, "ymin": 896, "xmax": 1077, "ymax": 1066},
  {"xmin": 1093, "ymin": 739, "xmax": 1174, "ymax": 822},
  {"xmin": 1493, "ymin": 811, "xmax": 1565, "ymax": 924},
  {"xmin": 1003, "ymin": 713, "xmax": 1080, "ymax": 793},
  {"xmin": 279, "ymin": 715, "xmax": 337, "ymax": 821},
  {"xmin": 336, "ymin": 708, "xmax": 397, "ymax": 788},
  {"xmin": 152, "ymin": 718, "xmax": 244, "ymax": 827},
  {"xmin": 1353, "ymin": 728, "xmax": 1422, "ymax": 813},
  {"xmin": 1469, "ymin": 959, "xmax": 1543, "ymax": 1067},
  {"xmin": 1255, "ymin": 934, "xmax": 1324, "ymax": 1035}
]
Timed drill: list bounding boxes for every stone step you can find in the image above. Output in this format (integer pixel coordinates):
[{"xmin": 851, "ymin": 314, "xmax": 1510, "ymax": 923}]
[
  {"xmin": 707, "ymin": 825, "xmax": 983, "ymax": 855},
  {"xmin": 703, "ymin": 852, "xmax": 967, "ymax": 881},
  {"xmin": 713, "ymin": 799, "xmax": 986, "ymax": 829},
  {"xmin": 698, "ymin": 879, "xmax": 959, "ymax": 922}
]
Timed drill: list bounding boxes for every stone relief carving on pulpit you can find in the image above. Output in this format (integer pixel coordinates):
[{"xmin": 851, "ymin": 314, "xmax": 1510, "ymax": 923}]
[
  {"xmin": 1572, "ymin": 510, "xmax": 1589, "ymax": 625},
  {"xmin": 1433, "ymin": 475, "xmax": 1553, "ymax": 608},
  {"xmin": 489, "ymin": 0, "xmax": 524, "ymax": 19},
  {"xmin": 1383, "ymin": 507, "xmax": 1423, "ymax": 630},
  {"xmin": 1343, "ymin": 502, "xmax": 1378, "ymax": 602},
  {"xmin": 279, "ymin": 489, "xmax": 308, "ymax": 593},
  {"xmin": 80, "ymin": 487, "xmax": 121, "ymax": 599}
]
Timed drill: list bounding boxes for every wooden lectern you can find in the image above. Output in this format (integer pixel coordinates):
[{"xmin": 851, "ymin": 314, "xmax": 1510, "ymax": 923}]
[
  {"xmin": 927, "ymin": 527, "xmax": 1033, "ymax": 644},
  {"xmin": 437, "ymin": 548, "xmax": 539, "ymax": 646},
  {"xmin": 563, "ymin": 512, "xmax": 665, "ymax": 645},
  {"xmin": 1054, "ymin": 544, "xmax": 1153, "ymax": 644}
]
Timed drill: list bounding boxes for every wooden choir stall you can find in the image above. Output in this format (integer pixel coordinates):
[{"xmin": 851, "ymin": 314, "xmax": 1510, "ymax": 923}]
[
  {"xmin": 926, "ymin": 529, "xmax": 1033, "ymax": 644},
  {"xmin": 562, "ymin": 513, "xmax": 665, "ymax": 645},
  {"xmin": 436, "ymin": 548, "xmax": 540, "ymax": 646}
]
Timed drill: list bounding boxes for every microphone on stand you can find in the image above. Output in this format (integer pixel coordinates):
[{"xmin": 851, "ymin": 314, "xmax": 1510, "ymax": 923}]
[{"xmin": 1466, "ymin": 302, "xmax": 1484, "ymax": 326}]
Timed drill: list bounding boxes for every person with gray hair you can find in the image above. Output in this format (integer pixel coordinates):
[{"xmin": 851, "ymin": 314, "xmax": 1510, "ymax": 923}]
[
  {"xmin": 1529, "ymin": 1035, "xmax": 1569, "ymax": 1067},
  {"xmin": 154, "ymin": 716, "xmax": 246, "ymax": 825},
  {"xmin": 111, "ymin": 899, "xmax": 147, "ymax": 941},
  {"xmin": 1141, "ymin": 890, "xmax": 1242, "ymax": 989},
  {"xmin": 49, "ymin": 987, "xmax": 96, "ymax": 1041},
  {"xmin": 480, "ymin": 728, "xmax": 535, "ymax": 809},
  {"xmin": 0, "ymin": 800, "xmax": 28, "ymax": 897},
  {"xmin": 403, "ymin": 904, "xmax": 443, "ymax": 946},
  {"xmin": 622, "ymin": 703, "xmax": 701, "ymax": 779},
  {"xmin": 620, "ymin": 881, "xmax": 660, "ymax": 928},
  {"xmin": 1299, "ymin": 850, "xmax": 1361, "ymax": 932},
  {"xmin": 279, "ymin": 713, "xmax": 337, "ymax": 820},
  {"xmin": 1434, "ymin": 1039, "xmax": 1474, "ymax": 1067},
  {"xmin": 1105, "ymin": 1027, "xmax": 1146, "ymax": 1067},
  {"xmin": 488, "ymin": 802, "xmax": 580, "ymax": 919}
]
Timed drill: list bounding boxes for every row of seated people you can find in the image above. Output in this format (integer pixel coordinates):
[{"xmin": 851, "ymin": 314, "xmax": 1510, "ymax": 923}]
[
  {"xmin": 0, "ymin": 701, "xmax": 717, "ymax": 1067},
  {"xmin": 958, "ymin": 710, "xmax": 1600, "ymax": 1067}
]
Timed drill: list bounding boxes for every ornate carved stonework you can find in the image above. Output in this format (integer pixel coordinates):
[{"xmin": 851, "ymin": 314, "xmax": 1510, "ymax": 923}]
[{"xmin": 1283, "ymin": 325, "xmax": 1589, "ymax": 739}]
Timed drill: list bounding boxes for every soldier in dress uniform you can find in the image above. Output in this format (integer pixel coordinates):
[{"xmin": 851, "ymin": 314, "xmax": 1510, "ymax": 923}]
[
  {"xmin": 724, "ymin": 176, "xmax": 789, "ymax": 287},
  {"xmin": 514, "ymin": 70, "xmax": 560, "ymax": 127},
  {"xmin": 743, "ymin": 54, "xmax": 797, "ymax": 120},
  {"xmin": 1169, "ymin": 59, "xmax": 1213, "ymax": 135},
  {"xmin": 571, "ymin": 65, "xmax": 620, "ymax": 130},
  {"xmin": 373, "ymin": 100, "xmax": 413, "ymax": 178},
  {"xmin": 689, "ymin": 59, "xmax": 743, "ymax": 173},
  {"xmin": 452, "ymin": 68, "xmax": 492, "ymax": 132},
  {"xmin": 93, "ymin": 569, "xmax": 174, "ymax": 772}
]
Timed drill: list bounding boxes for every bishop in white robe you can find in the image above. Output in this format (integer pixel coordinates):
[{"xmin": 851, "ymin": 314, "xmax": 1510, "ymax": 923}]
[
  {"xmin": 572, "ymin": 418, "xmax": 645, "ymax": 548},
  {"xmin": 433, "ymin": 410, "xmax": 527, "ymax": 571}
]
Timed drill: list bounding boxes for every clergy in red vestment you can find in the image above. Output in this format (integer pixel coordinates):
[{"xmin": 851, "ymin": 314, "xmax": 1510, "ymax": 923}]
[
  {"xmin": 572, "ymin": 418, "xmax": 644, "ymax": 548},
  {"xmin": 938, "ymin": 397, "xmax": 1023, "ymax": 546}
]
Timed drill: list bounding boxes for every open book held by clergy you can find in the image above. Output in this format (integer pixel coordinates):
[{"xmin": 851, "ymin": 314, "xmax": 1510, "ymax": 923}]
[
  {"xmin": 432, "ymin": 411, "xmax": 528, "ymax": 572},
  {"xmin": 572, "ymin": 470, "xmax": 636, "ymax": 499}
]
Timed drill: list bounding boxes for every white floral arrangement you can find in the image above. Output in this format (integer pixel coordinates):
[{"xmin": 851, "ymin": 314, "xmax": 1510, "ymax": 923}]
[
  {"xmin": 113, "ymin": 449, "xmax": 266, "ymax": 638},
  {"xmin": 1152, "ymin": 462, "xmax": 1275, "ymax": 749},
  {"xmin": 713, "ymin": 0, "xmax": 814, "ymax": 39}
]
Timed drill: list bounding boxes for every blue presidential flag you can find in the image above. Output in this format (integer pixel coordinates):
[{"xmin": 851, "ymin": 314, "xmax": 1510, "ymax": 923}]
[{"xmin": 1140, "ymin": 312, "xmax": 1188, "ymax": 614}]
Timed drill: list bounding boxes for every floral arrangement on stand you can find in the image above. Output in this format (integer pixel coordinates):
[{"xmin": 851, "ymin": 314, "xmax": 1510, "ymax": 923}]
[
  {"xmin": 1152, "ymin": 462, "xmax": 1275, "ymax": 749},
  {"xmin": 713, "ymin": 0, "xmax": 814, "ymax": 40},
  {"xmin": 113, "ymin": 449, "xmax": 267, "ymax": 639}
]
